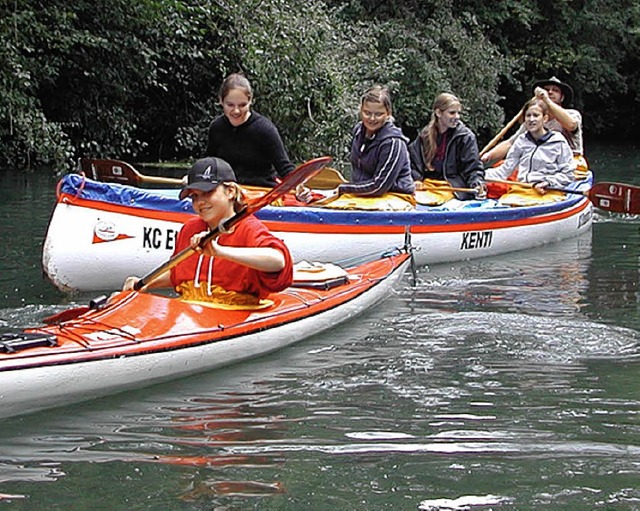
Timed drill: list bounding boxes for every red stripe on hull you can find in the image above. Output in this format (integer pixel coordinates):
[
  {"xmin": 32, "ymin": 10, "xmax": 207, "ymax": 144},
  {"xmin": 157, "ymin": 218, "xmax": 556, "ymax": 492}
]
[{"xmin": 59, "ymin": 193, "xmax": 193, "ymax": 224}]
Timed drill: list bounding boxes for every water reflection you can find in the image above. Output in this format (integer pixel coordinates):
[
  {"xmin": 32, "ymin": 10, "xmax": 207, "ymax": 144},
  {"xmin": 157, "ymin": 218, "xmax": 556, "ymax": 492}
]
[
  {"xmin": 2, "ymin": 145, "xmax": 640, "ymax": 509},
  {"xmin": 0, "ymin": 387, "xmax": 292, "ymax": 505},
  {"xmin": 405, "ymin": 231, "xmax": 593, "ymax": 317},
  {"xmin": 0, "ymin": 170, "xmax": 62, "ymax": 309}
]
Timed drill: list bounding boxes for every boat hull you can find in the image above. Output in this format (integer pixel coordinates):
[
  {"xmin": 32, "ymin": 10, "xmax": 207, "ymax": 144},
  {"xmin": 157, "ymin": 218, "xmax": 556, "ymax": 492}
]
[
  {"xmin": 1, "ymin": 252, "xmax": 409, "ymax": 419},
  {"xmin": 42, "ymin": 174, "xmax": 593, "ymax": 292}
]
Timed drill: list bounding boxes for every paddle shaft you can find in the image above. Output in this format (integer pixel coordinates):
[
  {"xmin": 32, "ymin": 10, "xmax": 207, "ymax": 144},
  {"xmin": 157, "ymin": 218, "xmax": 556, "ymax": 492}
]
[
  {"xmin": 84, "ymin": 158, "xmax": 348, "ymax": 191},
  {"xmin": 486, "ymin": 178, "xmax": 587, "ymax": 195},
  {"xmin": 137, "ymin": 174, "xmax": 184, "ymax": 186},
  {"xmin": 133, "ymin": 207, "xmax": 249, "ymax": 291},
  {"xmin": 418, "ymin": 178, "xmax": 479, "ymax": 194},
  {"xmin": 486, "ymin": 179, "xmax": 640, "ymax": 214},
  {"xmin": 421, "ymin": 184, "xmax": 477, "ymax": 193},
  {"xmin": 133, "ymin": 156, "xmax": 333, "ymax": 291},
  {"xmin": 480, "ymin": 97, "xmax": 534, "ymax": 157}
]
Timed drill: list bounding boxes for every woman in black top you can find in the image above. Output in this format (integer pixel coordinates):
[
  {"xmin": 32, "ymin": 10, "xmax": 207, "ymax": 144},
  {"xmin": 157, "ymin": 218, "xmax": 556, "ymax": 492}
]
[
  {"xmin": 408, "ymin": 93, "xmax": 485, "ymax": 200},
  {"xmin": 206, "ymin": 73, "xmax": 294, "ymax": 187}
]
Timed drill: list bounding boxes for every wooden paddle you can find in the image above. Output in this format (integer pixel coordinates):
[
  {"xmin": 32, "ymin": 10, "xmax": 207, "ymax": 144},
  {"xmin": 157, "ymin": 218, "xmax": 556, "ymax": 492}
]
[
  {"xmin": 304, "ymin": 167, "xmax": 348, "ymax": 189},
  {"xmin": 480, "ymin": 98, "xmax": 533, "ymax": 157},
  {"xmin": 420, "ymin": 183, "xmax": 477, "ymax": 193},
  {"xmin": 83, "ymin": 158, "xmax": 348, "ymax": 192},
  {"xmin": 133, "ymin": 156, "xmax": 333, "ymax": 291},
  {"xmin": 486, "ymin": 178, "xmax": 640, "ymax": 214},
  {"xmin": 79, "ymin": 158, "xmax": 185, "ymax": 186}
]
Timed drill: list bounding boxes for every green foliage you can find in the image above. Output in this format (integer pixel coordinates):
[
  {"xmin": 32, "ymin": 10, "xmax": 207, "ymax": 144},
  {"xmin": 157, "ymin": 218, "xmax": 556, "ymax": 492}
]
[
  {"xmin": 218, "ymin": 0, "xmax": 358, "ymax": 163},
  {"xmin": 0, "ymin": 4, "xmax": 74, "ymax": 168},
  {"xmin": 220, "ymin": 0, "xmax": 511, "ymax": 162},
  {"xmin": 454, "ymin": 0, "xmax": 640, "ymax": 139},
  {"xmin": 0, "ymin": 0, "xmax": 238, "ymax": 169},
  {"xmin": 0, "ymin": 0, "xmax": 638, "ymax": 170},
  {"xmin": 132, "ymin": 1, "xmax": 238, "ymax": 159},
  {"xmin": 348, "ymin": 13, "xmax": 510, "ymax": 140}
]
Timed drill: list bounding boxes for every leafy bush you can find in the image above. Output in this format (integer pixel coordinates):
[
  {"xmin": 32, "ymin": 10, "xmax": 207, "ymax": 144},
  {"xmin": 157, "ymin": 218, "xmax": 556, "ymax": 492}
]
[{"xmin": 1, "ymin": 0, "xmax": 637, "ymax": 170}]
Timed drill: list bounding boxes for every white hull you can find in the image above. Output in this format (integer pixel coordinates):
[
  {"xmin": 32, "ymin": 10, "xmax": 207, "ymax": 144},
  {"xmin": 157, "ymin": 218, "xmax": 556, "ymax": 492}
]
[{"xmin": 43, "ymin": 174, "xmax": 593, "ymax": 292}]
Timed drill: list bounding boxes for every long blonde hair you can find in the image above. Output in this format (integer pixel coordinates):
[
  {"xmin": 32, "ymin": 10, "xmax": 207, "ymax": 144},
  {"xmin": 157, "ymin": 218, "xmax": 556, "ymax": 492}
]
[
  {"xmin": 419, "ymin": 93, "xmax": 461, "ymax": 171},
  {"xmin": 224, "ymin": 182, "xmax": 246, "ymax": 213}
]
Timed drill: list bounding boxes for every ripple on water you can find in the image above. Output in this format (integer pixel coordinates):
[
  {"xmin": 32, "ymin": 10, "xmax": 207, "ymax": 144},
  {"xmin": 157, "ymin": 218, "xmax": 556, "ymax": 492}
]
[
  {"xmin": 0, "ymin": 304, "xmax": 58, "ymax": 330},
  {"xmin": 403, "ymin": 311, "xmax": 640, "ymax": 363}
]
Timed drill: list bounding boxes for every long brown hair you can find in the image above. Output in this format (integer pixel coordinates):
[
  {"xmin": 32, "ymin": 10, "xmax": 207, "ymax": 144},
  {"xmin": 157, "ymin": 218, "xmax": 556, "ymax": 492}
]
[
  {"xmin": 360, "ymin": 85, "xmax": 393, "ymax": 115},
  {"xmin": 419, "ymin": 93, "xmax": 460, "ymax": 171}
]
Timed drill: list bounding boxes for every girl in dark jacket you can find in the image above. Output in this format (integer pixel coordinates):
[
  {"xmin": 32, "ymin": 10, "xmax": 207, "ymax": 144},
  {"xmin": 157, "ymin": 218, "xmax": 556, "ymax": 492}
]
[
  {"xmin": 408, "ymin": 93, "xmax": 485, "ymax": 200},
  {"xmin": 337, "ymin": 85, "xmax": 415, "ymax": 197},
  {"xmin": 295, "ymin": 85, "xmax": 414, "ymax": 203}
]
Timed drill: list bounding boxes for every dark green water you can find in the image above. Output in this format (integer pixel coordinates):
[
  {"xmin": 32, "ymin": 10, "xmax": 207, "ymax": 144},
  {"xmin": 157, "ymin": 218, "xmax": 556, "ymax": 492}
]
[{"xmin": 0, "ymin": 144, "xmax": 639, "ymax": 510}]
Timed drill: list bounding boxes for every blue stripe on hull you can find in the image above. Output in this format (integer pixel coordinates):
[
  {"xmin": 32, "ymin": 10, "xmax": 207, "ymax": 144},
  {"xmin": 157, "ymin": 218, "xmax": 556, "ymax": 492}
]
[{"xmin": 60, "ymin": 173, "xmax": 588, "ymax": 228}]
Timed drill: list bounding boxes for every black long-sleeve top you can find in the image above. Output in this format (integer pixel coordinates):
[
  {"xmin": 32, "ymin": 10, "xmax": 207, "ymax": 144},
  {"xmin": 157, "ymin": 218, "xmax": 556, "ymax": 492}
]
[{"xmin": 206, "ymin": 112, "xmax": 294, "ymax": 187}]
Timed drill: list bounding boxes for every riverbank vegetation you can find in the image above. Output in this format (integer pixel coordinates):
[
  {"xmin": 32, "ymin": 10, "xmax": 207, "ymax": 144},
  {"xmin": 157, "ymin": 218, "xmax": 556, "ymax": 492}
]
[{"xmin": 1, "ymin": 0, "xmax": 638, "ymax": 169}]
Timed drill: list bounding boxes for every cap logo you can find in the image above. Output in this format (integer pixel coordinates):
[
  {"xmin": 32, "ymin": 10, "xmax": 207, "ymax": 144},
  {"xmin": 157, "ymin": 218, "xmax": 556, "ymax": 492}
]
[{"xmin": 202, "ymin": 165, "xmax": 213, "ymax": 179}]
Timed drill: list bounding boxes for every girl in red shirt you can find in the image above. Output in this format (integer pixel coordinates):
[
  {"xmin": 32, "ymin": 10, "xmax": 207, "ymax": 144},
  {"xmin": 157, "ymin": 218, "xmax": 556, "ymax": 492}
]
[{"xmin": 123, "ymin": 157, "xmax": 293, "ymax": 306}]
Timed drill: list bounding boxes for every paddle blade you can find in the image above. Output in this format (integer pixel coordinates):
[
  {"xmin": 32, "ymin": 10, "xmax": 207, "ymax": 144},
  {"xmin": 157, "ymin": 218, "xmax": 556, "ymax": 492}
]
[
  {"xmin": 244, "ymin": 156, "xmax": 333, "ymax": 214},
  {"xmin": 79, "ymin": 158, "xmax": 184, "ymax": 186},
  {"xmin": 587, "ymin": 182, "xmax": 640, "ymax": 214},
  {"xmin": 79, "ymin": 158, "xmax": 143, "ymax": 185},
  {"xmin": 304, "ymin": 167, "xmax": 348, "ymax": 189}
]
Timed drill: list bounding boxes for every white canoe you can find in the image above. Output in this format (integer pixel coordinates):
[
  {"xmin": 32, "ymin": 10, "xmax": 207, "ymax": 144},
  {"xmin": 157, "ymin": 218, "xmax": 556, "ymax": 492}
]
[{"xmin": 42, "ymin": 173, "xmax": 593, "ymax": 293}]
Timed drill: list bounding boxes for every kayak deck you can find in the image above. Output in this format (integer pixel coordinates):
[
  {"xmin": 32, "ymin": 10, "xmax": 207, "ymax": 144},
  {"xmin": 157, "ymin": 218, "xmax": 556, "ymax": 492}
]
[{"xmin": 3, "ymin": 253, "xmax": 406, "ymax": 370}]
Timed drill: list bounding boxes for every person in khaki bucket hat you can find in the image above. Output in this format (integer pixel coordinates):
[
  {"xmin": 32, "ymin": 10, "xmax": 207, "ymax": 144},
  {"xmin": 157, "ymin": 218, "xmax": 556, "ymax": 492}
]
[{"xmin": 481, "ymin": 76, "xmax": 586, "ymax": 179}]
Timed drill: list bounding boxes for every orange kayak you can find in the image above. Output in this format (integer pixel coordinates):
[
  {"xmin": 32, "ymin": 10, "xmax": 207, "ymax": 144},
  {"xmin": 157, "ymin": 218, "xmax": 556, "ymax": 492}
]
[{"xmin": 0, "ymin": 251, "xmax": 410, "ymax": 419}]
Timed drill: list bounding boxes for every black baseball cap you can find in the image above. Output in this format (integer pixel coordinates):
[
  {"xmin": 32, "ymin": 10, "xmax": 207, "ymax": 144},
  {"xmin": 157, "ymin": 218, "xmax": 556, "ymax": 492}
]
[{"xmin": 179, "ymin": 157, "xmax": 236, "ymax": 200}]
